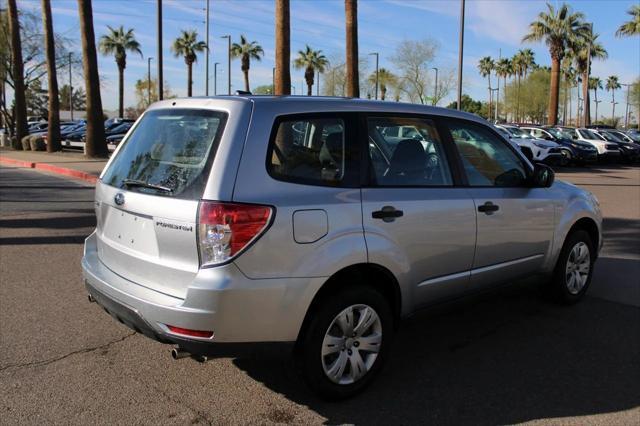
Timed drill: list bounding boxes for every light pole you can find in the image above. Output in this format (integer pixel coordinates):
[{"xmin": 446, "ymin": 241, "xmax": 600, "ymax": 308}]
[
  {"xmin": 456, "ymin": 0, "xmax": 465, "ymax": 110},
  {"xmin": 621, "ymin": 83, "xmax": 631, "ymax": 129},
  {"xmin": 68, "ymin": 52, "xmax": 73, "ymax": 120},
  {"xmin": 205, "ymin": 0, "xmax": 210, "ymax": 96},
  {"xmin": 157, "ymin": 0, "xmax": 163, "ymax": 100},
  {"xmin": 432, "ymin": 67, "xmax": 439, "ymax": 105},
  {"xmin": 490, "ymin": 88, "xmax": 499, "ymax": 121},
  {"xmin": 147, "ymin": 57, "xmax": 153, "ymax": 106},
  {"xmin": 611, "ymin": 101, "xmax": 619, "ymax": 123},
  {"xmin": 369, "ymin": 52, "xmax": 379, "ymax": 100},
  {"xmin": 221, "ymin": 35, "xmax": 231, "ymax": 95},
  {"xmin": 214, "ymin": 62, "xmax": 220, "ymax": 95},
  {"xmin": 272, "ymin": 67, "xmax": 275, "ymax": 93}
]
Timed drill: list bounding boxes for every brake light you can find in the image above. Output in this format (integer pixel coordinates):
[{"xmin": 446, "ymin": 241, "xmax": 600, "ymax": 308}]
[{"xmin": 198, "ymin": 201, "xmax": 273, "ymax": 266}]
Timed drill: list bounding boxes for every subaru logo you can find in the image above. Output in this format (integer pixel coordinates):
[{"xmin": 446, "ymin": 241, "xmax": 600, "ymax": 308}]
[{"xmin": 114, "ymin": 193, "xmax": 125, "ymax": 206}]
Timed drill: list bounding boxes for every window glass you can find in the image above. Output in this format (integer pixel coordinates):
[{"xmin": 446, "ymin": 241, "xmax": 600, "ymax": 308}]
[
  {"xmin": 268, "ymin": 117, "xmax": 348, "ymax": 185},
  {"xmin": 447, "ymin": 120, "xmax": 527, "ymax": 187},
  {"xmin": 367, "ymin": 117, "xmax": 452, "ymax": 186},
  {"xmin": 102, "ymin": 109, "xmax": 226, "ymax": 199}
]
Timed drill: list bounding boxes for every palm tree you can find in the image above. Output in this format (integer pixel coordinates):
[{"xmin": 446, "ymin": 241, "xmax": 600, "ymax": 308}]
[
  {"xmin": 171, "ymin": 30, "xmax": 207, "ymax": 97},
  {"xmin": 231, "ymin": 35, "xmax": 264, "ymax": 92},
  {"xmin": 588, "ymin": 77, "xmax": 602, "ymax": 122},
  {"xmin": 616, "ymin": 5, "xmax": 640, "ymax": 37},
  {"xmin": 41, "ymin": 0, "xmax": 61, "ymax": 152},
  {"xmin": 523, "ymin": 2, "xmax": 589, "ymax": 125},
  {"xmin": 99, "ymin": 26, "xmax": 142, "ymax": 118},
  {"xmin": 563, "ymin": 64, "xmax": 578, "ymax": 125},
  {"xmin": 7, "ymin": 0, "xmax": 28, "ymax": 149},
  {"xmin": 345, "ymin": 0, "xmax": 359, "ymax": 97},
  {"xmin": 294, "ymin": 45, "xmax": 328, "ymax": 96},
  {"xmin": 519, "ymin": 48, "xmax": 536, "ymax": 78},
  {"xmin": 478, "ymin": 56, "xmax": 494, "ymax": 120},
  {"xmin": 77, "ymin": 0, "xmax": 107, "ymax": 158},
  {"xmin": 573, "ymin": 31, "xmax": 607, "ymax": 126},
  {"xmin": 368, "ymin": 68, "xmax": 397, "ymax": 101},
  {"xmin": 606, "ymin": 75, "xmax": 621, "ymax": 121},
  {"xmin": 495, "ymin": 58, "xmax": 512, "ymax": 120},
  {"xmin": 275, "ymin": 0, "xmax": 291, "ymax": 95},
  {"xmin": 512, "ymin": 52, "xmax": 525, "ymax": 122}
]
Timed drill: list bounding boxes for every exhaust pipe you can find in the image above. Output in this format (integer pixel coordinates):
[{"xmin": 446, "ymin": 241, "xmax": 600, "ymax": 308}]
[
  {"xmin": 171, "ymin": 347, "xmax": 190, "ymax": 360},
  {"xmin": 87, "ymin": 293, "xmax": 95, "ymax": 303}
]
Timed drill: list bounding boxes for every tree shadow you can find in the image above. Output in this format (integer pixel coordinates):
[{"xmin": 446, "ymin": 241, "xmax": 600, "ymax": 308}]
[{"xmin": 0, "ymin": 215, "xmax": 96, "ymax": 230}]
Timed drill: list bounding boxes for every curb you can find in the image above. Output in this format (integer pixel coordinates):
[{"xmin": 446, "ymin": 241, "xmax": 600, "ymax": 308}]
[{"xmin": 0, "ymin": 156, "xmax": 98, "ymax": 184}]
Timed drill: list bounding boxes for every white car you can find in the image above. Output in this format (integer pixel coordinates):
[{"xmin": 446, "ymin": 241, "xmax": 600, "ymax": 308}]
[
  {"xmin": 567, "ymin": 128, "xmax": 620, "ymax": 159},
  {"xmin": 496, "ymin": 125, "xmax": 564, "ymax": 165}
]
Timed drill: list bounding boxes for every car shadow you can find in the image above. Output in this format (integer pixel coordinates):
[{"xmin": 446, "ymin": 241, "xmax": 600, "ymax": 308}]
[{"xmin": 232, "ymin": 279, "xmax": 639, "ymax": 425}]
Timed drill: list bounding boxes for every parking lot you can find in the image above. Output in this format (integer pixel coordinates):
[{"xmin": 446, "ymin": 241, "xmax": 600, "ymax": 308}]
[{"xmin": 0, "ymin": 162, "xmax": 638, "ymax": 425}]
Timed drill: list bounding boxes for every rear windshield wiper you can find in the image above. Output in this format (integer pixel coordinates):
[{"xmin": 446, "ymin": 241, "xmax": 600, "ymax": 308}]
[{"xmin": 122, "ymin": 179, "xmax": 173, "ymax": 193}]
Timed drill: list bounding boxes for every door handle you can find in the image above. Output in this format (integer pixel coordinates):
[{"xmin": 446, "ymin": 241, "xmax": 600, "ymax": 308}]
[
  {"xmin": 372, "ymin": 206, "xmax": 404, "ymax": 222},
  {"xmin": 478, "ymin": 201, "xmax": 500, "ymax": 215}
]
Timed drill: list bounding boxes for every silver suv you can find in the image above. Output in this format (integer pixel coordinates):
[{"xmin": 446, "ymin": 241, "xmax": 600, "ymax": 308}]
[{"xmin": 83, "ymin": 97, "xmax": 602, "ymax": 399}]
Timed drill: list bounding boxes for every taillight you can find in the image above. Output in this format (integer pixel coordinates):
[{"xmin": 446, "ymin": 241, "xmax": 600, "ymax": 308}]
[
  {"xmin": 166, "ymin": 325, "xmax": 214, "ymax": 339},
  {"xmin": 198, "ymin": 201, "xmax": 273, "ymax": 266}
]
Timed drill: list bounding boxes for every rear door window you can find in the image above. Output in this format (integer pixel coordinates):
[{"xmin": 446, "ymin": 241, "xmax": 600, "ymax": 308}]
[
  {"xmin": 267, "ymin": 115, "xmax": 359, "ymax": 186},
  {"xmin": 102, "ymin": 109, "xmax": 226, "ymax": 199}
]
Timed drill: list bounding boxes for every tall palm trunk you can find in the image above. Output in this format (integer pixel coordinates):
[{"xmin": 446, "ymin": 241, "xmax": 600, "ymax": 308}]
[
  {"xmin": 241, "ymin": 55, "xmax": 250, "ymax": 92},
  {"xmin": 563, "ymin": 78, "xmax": 568, "ymax": 125},
  {"xmin": 7, "ymin": 0, "xmax": 28, "ymax": 149},
  {"xmin": 548, "ymin": 56, "xmax": 561, "ymax": 125},
  {"xmin": 117, "ymin": 64, "xmax": 124, "ymax": 117},
  {"xmin": 345, "ymin": 0, "xmax": 359, "ymax": 98},
  {"xmin": 380, "ymin": 84, "xmax": 387, "ymax": 101},
  {"xmin": 187, "ymin": 61, "xmax": 193, "ymax": 97},
  {"xmin": 305, "ymin": 66, "xmax": 314, "ymax": 96},
  {"xmin": 582, "ymin": 72, "xmax": 590, "ymax": 126},
  {"xmin": 77, "ymin": 0, "xmax": 107, "ymax": 158},
  {"xmin": 274, "ymin": 0, "xmax": 291, "ymax": 95},
  {"xmin": 517, "ymin": 73, "xmax": 521, "ymax": 123},
  {"xmin": 41, "ymin": 0, "xmax": 61, "ymax": 152},
  {"xmin": 611, "ymin": 89, "xmax": 616, "ymax": 121}
]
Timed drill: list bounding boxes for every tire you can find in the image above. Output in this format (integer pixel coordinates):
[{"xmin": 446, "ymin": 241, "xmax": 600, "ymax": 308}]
[
  {"xmin": 547, "ymin": 230, "xmax": 595, "ymax": 304},
  {"xmin": 297, "ymin": 285, "xmax": 393, "ymax": 400}
]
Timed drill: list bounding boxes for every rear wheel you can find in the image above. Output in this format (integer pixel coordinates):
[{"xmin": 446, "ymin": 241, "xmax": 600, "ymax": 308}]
[
  {"xmin": 547, "ymin": 230, "xmax": 595, "ymax": 304},
  {"xmin": 298, "ymin": 285, "xmax": 393, "ymax": 400}
]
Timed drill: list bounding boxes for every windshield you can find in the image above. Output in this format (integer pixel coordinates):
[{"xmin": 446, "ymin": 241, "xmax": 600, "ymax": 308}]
[
  {"xmin": 580, "ymin": 129, "xmax": 605, "ymax": 140},
  {"xmin": 547, "ymin": 128, "xmax": 571, "ymax": 139},
  {"xmin": 102, "ymin": 109, "xmax": 227, "ymax": 199},
  {"xmin": 600, "ymin": 131, "xmax": 623, "ymax": 143},
  {"xmin": 504, "ymin": 127, "xmax": 529, "ymax": 138}
]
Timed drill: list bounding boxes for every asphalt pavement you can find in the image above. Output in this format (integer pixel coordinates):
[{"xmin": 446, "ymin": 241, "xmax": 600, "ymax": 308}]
[{"xmin": 0, "ymin": 164, "xmax": 638, "ymax": 425}]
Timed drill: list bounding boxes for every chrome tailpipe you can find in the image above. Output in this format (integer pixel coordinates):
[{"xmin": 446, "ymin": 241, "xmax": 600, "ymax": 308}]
[
  {"xmin": 87, "ymin": 293, "xmax": 95, "ymax": 303},
  {"xmin": 171, "ymin": 347, "xmax": 190, "ymax": 360},
  {"xmin": 171, "ymin": 347, "xmax": 208, "ymax": 363}
]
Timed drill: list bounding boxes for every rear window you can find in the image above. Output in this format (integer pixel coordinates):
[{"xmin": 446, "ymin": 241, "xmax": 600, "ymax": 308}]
[{"xmin": 102, "ymin": 109, "xmax": 226, "ymax": 199}]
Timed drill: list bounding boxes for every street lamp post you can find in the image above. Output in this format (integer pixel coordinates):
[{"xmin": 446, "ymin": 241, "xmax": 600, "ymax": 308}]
[
  {"xmin": 157, "ymin": 0, "xmax": 163, "ymax": 100},
  {"xmin": 147, "ymin": 57, "xmax": 153, "ymax": 106},
  {"xmin": 369, "ymin": 52, "xmax": 379, "ymax": 100},
  {"xmin": 221, "ymin": 35, "xmax": 231, "ymax": 95},
  {"xmin": 490, "ymin": 88, "xmax": 499, "ymax": 121},
  {"xmin": 205, "ymin": 0, "xmax": 210, "ymax": 96},
  {"xmin": 621, "ymin": 83, "xmax": 631, "ymax": 129},
  {"xmin": 272, "ymin": 67, "xmax": 275, "ymax": 93},
  {"xmin": 456, "ymin": 0, "xmax": 465, "ymax": 110},
  {"xmin": 214, "ymin": 62, "xmax": 220, "ymax": 95},
  {"xmin": 432, "ymin": 67, "xmax": 439, "ymax": 106},
  {"xmin": 68, "ymin": 52, "xmax": 73, "ymax": 120}
]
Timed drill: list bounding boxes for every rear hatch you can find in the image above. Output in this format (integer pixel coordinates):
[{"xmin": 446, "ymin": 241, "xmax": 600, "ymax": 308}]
[{"xmin": 94, "ymin": 107, "xmax": 230, "ymax": 299}]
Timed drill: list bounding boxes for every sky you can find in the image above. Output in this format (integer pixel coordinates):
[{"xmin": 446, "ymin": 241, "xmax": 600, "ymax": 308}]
[{"xmin": 14, "ymin": 0, "xmax": 640, "ymax": 118}]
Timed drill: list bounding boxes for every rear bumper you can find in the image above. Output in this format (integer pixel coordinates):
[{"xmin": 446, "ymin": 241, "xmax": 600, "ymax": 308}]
[{"xmin": 82, "ymin": 231, "xmax": 322, "ymax": 348}]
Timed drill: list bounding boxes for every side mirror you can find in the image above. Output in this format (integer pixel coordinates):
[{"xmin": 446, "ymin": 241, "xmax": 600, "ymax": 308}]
[{"xmin": 531, "ymin": 163, "xmax": 555, "ymax": 188}]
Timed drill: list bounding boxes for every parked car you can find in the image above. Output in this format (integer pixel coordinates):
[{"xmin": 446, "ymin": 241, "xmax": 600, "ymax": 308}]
[
  {"xmin": 519, "ymin": 125, "xmax": 598, "ymax": 165},
  {"xmin": 494, "ymin": 124, "xmax": 565, "ymax": 165},
  {"xmin": 615, "ymin": 130, "xmax": 640, "ymax": 144},
  {"xmin": 106, "ymin": 133, "xmax": 126, "ymax": 151},
  {"xmin": 546, "ymin": 127, "xmax": 620, "ymax": 161},
  {"xmin": 590, "ymin": 129, "xmax": 640, "ymax": 163},
  {"xmin": 83, "ymin": 97, "xmax": 602, "ymax": 399},
  {"xmin": 105, "ymin": 121, "xmax": 133, "ymax": 137}
]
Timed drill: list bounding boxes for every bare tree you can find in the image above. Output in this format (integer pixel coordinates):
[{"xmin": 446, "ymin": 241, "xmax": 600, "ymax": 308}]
[
  {"xmin": 41, "ymin": 0, "xmax": 61, "ymax": 152},
  {"xmin": 391, "ymin": 39, "xmax": 438, "ymax": 104}
]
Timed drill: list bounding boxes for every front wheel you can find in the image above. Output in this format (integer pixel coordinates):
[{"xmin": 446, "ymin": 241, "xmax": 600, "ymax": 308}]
[
  {"xmin": 547, "ymin": 230, "xmax": 595, "ymax": 304},
  {"xmin": 298, "ymin": 286, "xmax": 393, "ymax": 400}
]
